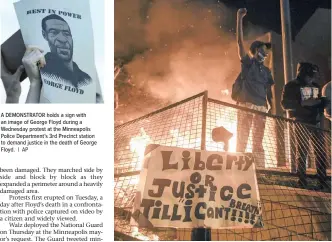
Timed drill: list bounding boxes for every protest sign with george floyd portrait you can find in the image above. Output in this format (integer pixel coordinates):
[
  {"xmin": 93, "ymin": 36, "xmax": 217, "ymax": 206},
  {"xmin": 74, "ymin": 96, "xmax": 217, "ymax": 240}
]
[
  {"xmin": 14, "ymin": 0, "xmax": 101, "ymax": 103},
  {"xmin": 131, "ymin": 145, "xmax": 263, "ymax": 229}
]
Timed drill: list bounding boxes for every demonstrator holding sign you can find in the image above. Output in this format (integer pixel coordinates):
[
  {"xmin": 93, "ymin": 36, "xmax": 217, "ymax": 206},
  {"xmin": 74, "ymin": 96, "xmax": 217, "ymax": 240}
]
[{"xmin": 1, "ymin": 0, "xmax": 103, "ymax": 104}]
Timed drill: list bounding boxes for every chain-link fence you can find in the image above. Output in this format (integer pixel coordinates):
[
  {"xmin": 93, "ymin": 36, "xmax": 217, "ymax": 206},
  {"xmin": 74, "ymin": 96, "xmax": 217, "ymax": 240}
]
[{"xmin": 114, "ymin": 91, "xmax": 331, "ymax": 241}]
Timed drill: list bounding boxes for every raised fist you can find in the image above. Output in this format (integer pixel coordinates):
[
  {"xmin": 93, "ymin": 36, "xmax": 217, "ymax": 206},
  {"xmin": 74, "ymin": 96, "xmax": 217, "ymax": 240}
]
[{"xmin": 237, "ymin": 8, "xmax": 247, "ymax": 17}]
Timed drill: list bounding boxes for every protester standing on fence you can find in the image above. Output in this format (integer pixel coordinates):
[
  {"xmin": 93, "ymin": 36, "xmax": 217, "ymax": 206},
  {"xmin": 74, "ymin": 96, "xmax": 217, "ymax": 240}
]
[
  {"xmin": 322, "ymin": 81, "xmax": 331, "ymax": 121},
  {"xmin": 232, "ymin": 8, "xmax": 274, "ymax": 167},
  {"xmin": 281, "ymin": 62, "xmax": 328, "ymax": 188}
]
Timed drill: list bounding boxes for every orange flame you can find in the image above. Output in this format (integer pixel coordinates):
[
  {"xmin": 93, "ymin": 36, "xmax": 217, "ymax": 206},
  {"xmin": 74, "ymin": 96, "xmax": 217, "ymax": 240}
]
[
  {"xmin": 130, "ymin": 128, "xmax": 152, "ymax": 168},
  {"xmin": 129, "ymin": 108, "xmax": 278, "ymax": 170}
]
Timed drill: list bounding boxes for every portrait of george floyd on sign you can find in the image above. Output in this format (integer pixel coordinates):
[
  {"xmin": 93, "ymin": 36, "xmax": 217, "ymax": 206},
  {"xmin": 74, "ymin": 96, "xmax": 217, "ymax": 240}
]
[
  {"xmin": 131, "ymin": 144, "xmax": 263, "ymax": 229},
  {"xmin": 5, "ymin": 0, "xmax": 103, "ymax": 104}
]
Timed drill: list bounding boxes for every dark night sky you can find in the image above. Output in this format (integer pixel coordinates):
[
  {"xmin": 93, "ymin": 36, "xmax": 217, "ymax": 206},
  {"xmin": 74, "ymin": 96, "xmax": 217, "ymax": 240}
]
[{"xmin": 207, "ymin": 0, "xmax": 331, "ymax": 39}]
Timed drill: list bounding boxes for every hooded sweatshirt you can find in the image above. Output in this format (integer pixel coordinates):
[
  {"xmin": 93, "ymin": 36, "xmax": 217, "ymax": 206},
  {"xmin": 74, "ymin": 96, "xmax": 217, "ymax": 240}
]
[{"xmin": 281, "ymin": 78, "xmax": 324, "ymax": 125}]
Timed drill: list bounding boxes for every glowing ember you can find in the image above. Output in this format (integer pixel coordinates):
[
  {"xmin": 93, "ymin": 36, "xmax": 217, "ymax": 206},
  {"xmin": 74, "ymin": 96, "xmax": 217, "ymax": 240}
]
[
  {"xmin": 221, "ymin": 89, "xmax": 230, "ymax": 96},
  {"xmin": 130, "ymin": 128, "xmax": 152, "ymax": 168}
]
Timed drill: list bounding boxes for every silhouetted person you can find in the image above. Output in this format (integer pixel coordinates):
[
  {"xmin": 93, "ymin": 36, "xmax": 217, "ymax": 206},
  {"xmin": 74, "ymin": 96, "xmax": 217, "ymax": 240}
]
[
  {"xmin": 233, "ymin": 8, "xmax": 274, "ymax": 167},
  {"xmin": 281, "ymin": 62, "xmax": 327, "ymax": 188}
]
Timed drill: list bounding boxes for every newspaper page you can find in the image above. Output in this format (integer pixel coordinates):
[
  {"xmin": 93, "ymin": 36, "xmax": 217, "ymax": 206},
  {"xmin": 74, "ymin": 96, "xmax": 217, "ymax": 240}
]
[
  {"xmin": 0, "ymin": 0, "xmax": 112, "ymax": 241},
  {"xmin": 14, "ymin": 0, "xmax": 99, "ymax": 103}
]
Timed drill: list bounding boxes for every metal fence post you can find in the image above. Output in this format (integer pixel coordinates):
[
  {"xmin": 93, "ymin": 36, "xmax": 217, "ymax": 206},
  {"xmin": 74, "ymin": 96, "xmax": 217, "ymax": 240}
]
[
  {"xmin": 191, "ymin": 91, "xmax": 211, "ymax": 241},
  {"xmin": 280, "ymin": 0, "xmax": 296, "ymax": 173},
  {"xmin": 200, "ymin": 91, "xmax": 208, "ymax": 151}
]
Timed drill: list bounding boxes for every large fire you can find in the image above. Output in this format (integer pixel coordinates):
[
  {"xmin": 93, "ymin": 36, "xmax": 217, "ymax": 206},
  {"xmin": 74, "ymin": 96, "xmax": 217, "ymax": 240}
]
[
  {"xmin": 125, "ymin": 102, "xmax": 278, "ymax": 239},
  {"xmin": 129, "ymin": 105, "xmax": 278, "ymax": 171}
]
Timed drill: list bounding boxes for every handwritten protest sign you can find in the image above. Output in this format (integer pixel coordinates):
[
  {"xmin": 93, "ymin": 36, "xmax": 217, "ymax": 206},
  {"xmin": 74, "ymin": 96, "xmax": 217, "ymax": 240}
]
[
  {"xmin": 132, "ymin": 145, "xmax": 263, "ymax": 229},
  {"xmin": 14, "ymin": 0, "xmax": 100, "ymax": 103}
]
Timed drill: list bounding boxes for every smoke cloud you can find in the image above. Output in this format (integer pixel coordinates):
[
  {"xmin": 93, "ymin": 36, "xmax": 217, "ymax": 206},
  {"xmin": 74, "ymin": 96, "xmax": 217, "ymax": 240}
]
[{"xmin": 115, "ymin": 0, "xmax": 267, "ymax": 122}]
